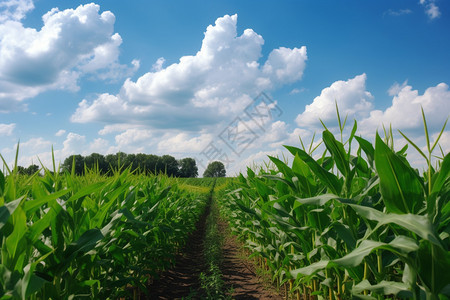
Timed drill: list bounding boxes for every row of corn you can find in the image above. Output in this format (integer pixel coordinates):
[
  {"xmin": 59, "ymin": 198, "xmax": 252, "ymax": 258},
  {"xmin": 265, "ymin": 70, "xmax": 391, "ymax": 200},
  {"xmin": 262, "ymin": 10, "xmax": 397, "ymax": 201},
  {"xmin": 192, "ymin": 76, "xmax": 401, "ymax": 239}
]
[
  {"xmin": 219, "ymin": 113, "xmax": 449, "ymax": 299},
  {"xmin": 0, "ymin": 160, "xmax": 207, "ymax": 299}
]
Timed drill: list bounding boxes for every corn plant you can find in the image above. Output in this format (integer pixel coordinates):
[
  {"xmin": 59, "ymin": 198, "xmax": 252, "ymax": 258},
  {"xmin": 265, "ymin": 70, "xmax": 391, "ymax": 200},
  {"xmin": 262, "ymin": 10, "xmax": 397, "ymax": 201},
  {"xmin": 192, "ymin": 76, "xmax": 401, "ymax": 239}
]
[
  {"xmin": 0, "ymin": 150, "xmax": 208, "ymax": 299},
  {"xmin": 219, "ymin": 108, "xmax": 449, "ymax": 299}
]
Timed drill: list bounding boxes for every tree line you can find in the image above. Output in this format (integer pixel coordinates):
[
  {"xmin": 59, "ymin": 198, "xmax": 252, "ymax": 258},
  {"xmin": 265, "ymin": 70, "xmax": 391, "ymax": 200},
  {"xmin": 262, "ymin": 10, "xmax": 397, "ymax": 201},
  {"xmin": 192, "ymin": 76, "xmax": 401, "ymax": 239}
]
[
  {"xmin": 16, "ymin": 152, "xmax": 227, "ymax": 178},
  {"xmin": 60, "ymin": 152, "xmax": 199, "ymax": 177}
]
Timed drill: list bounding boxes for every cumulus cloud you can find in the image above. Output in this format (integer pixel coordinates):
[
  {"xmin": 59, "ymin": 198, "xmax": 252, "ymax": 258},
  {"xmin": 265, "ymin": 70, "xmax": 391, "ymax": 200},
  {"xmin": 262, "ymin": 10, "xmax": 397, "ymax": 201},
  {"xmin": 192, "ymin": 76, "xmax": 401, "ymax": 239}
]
[
  {"xmin": 71, "ymin": 14, "xmax": 307, "ymax": 130},
  {"xmin": 0, "ymin": 0, "xmax": 34, "ymax": 22},
  {"xmin": 0, "ymin": 3, "xmax": 138, "ymax": 106},
  {"xmin": 55, "ymin": 129, "xmax": 66, "ymax": 136},
  {"xmin": 158, "ymin": 132, "xmax": 213, "ymax": 154},
  {"xmin": 420, "ymin": 0, "xmax": 441, "ymax": 20},
  {"xmin": 0, "ymin": 123, "xmax": 15, "ymax": 136},
  {"xmin": 360, "ymin": 82, "xmax": 450, "ymax": 133},
  {"xmin": 296, "ymin": 74, "xmax": 373, "ymax": 128},
  {"xmin": 20, "ymin": 137, "xmax": 52, "ymax": 152},
  {"xmin": 115, "ymin": 128, "xmax": 152, "ymax": 150}
]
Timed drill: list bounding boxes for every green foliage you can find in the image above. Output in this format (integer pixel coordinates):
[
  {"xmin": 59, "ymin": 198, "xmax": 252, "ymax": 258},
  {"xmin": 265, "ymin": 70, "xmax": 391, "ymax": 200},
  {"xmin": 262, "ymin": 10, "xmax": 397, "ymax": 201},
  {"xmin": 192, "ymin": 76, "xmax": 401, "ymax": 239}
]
[
  {"xmin": 203, "ymin": 161, "xmax": 226, "ymax": 178},
  {"xmin": 179, "ymin": 157, "xmax": 198, "ymax": 178},
  {"xmin": 0, "ymin": 161, "xmax": 207, "ymax": 298},
  {"xmin": 218, "ymin": 109, "xmax": 449, "ymax": 299},
  {"xmin": 61, "ymin": 152, "xmax": 199, "ymax": 177}
]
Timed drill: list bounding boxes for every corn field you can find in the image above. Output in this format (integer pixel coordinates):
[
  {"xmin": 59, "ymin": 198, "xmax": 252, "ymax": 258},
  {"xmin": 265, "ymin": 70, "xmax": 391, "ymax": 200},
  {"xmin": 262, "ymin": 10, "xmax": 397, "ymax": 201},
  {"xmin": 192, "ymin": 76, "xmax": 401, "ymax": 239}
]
[
  {"xmin": 219, "ymin": 113, "xmax": 449, "ymax": 299},
  {"xmin": 0, "ymin": 160, "xmax": 207, "ymax": 299}
]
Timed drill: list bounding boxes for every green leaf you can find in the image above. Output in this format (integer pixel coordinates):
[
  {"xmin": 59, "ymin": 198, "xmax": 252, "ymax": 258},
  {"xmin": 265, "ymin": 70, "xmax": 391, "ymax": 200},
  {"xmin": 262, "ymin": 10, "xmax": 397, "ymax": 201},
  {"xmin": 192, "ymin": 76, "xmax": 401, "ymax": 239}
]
[
  {"xmin": 417, "ymin": 241, "xmax": 450, "ymax": 295},
  {"xmin": 66, "ymin": 181, "xmax": 105, "ymax": 203},
  {"xmin": 291, "ymin": 259, "xmax": 330, "ymax": 278},
  {"xmin": 352, "ymin": 280, "xmax": 412, "ymax": 298},
  {"xmin": 23, "ymin": 189, "xmax": 70, "ymax": 214},
  {"xmin": 5, "ymin": 205, "xmax": 27, "ymax": 263},
  {"xmin": 292, "ymin": 154, "xmax": 315, "ymax": 197},
  {"xmin": 64, "ymin": 228, "xmax": 104, "ymax": 262},
  {"xmin": 294, "ymin": 194, "xmax": 347, "ymax": 208},
  {"xmin": 27, "ymin": 206, "xmax": 61, "ymax": 243},
  {"xmin": 334, "ymin": 236, "xmax": 418, "ymax": 268},
  {"xmin": 431, "ymin": 153, "xmax": 450, "ymax": 194},
  {"xmin": 0, "ymin": 169, "xmax": 4, "ymax": 197},
  {"xmin": 323, "ymin": 130, "xmax": 350, "ymax": 177},
  {"xmin": 375, "ymin": 133, "xmax": 424, "ymax": 214},
  {"xmin": 0, "ymin": 197, "xmax": 23, "ymax": 230},
  {"xmin": 284, "ymin": 145, "xmax": 341, "ymax": 194},
  {"xmin": 355, "ymin": 136, "xmax": 375, "ymax": 168},
  {"xmin": 348, "ymin": 204, "xmax": 442, "ymax": 247}
]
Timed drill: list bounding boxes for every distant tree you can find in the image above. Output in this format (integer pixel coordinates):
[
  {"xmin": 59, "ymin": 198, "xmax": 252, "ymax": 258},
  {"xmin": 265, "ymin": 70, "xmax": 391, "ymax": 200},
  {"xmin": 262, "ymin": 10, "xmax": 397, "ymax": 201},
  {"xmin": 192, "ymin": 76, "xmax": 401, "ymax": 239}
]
[
  {"xmin": 84, "ymin": 153, "xmax": 107, "ymax": 173},
  {"xmin": 124, "ymin": 153, "xmax": 137, "ymax": 171},
  {"xmin": 145, "ymin": 154, "xmax": 160, "ymax": 175},
  {"xmin": 116, "ymin": 152, "xmax": 128, "ymax": 169},
  {"xmin": 105, "ymin": 153, "xmax": 118, "ymax": 172},
  {"xmin": 157, "ymin": 155, "xmax": 179, "ymax": 176},
  {"xmin": 178, "ymin": 158, "xmax": 198, "ymax": 178},
  {"xmin": 203, "ymin": 161, "xmax": 226, "ymax": 177},
  {"xmin": 26, "ymin": 164, "xmax": 40, "ymax": 175},
  {"xmin": 62, "ymin": 154, "xmax": 85, "ymax": 175},
  {"xmin": 17, "ymin": 166, "xmax": 27, "ymax": 175}
]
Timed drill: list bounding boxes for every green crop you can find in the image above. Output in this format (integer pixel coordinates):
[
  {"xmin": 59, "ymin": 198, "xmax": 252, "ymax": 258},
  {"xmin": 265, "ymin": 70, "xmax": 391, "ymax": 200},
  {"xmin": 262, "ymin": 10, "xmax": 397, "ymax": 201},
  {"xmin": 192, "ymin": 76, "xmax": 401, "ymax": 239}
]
[
  {"xmin": 219, "ymin": 108, "xmax": 449, "ymax": 299},
  {"xmin": 0, "ymin": 151, "xmax": 207, "ymax": 299}
]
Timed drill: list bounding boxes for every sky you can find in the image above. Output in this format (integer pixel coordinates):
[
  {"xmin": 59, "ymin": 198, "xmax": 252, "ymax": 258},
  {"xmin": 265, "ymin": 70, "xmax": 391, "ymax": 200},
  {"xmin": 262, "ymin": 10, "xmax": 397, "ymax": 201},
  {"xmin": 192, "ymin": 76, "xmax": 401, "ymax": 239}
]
[{"xmin": 0, "ymin": 0, "xmax": 449, "ymax": 176}]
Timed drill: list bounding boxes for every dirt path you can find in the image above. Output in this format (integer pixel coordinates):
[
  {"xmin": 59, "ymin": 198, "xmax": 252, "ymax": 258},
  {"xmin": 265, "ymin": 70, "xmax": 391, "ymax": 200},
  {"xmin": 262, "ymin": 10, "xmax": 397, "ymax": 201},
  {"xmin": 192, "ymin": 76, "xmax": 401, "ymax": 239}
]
[
  {"xmin": 219, "ymin": 219, "xmax": 283, "ymax": 300},
  {"xmin": 146, "ymin": 204, "xmax": 210, "ymax": 299},
  {"xmin": 145, "ymin": 196, "xmax": 283, "ymax": 299}
]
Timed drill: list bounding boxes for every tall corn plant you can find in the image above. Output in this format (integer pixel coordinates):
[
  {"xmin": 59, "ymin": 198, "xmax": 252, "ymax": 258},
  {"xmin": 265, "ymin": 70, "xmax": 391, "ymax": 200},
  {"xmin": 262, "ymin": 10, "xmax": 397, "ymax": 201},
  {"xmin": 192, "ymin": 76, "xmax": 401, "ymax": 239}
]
[
  {"xmin": 220, "ymin": 108, "xmax": 449, "ymax": 299},
  {"xmin": 0, "ymin": 149, "xmax": 208, "ymax": 299}
]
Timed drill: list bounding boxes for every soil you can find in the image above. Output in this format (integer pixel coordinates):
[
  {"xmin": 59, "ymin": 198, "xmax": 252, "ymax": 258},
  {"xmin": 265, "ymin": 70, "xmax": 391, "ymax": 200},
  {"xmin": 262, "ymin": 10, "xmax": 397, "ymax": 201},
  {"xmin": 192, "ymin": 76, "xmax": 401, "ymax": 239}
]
[
  {"xmin": 145, "ymin": 201, "xmax": 283, "ymax": 300},
  {"xmin": 145, "ymin": 204, "xmax": 210, "ymax": 299},
  {"xmin": 219, "ymin": 219, "xmax": 284, "ymax": 300}
]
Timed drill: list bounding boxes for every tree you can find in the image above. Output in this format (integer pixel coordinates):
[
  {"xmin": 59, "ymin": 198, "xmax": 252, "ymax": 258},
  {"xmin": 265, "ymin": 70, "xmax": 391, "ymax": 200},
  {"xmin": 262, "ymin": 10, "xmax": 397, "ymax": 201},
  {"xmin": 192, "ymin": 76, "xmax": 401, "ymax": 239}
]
[
  {"xmin": 62, "ymin": 154, "xmax": 85, "ymax": 175},
  {"xmin": 179, "ymin": 158, "xmax": 198, "ymax": 178},
  {"xmin": 157, "ymin": 155, "xmax": 179, "ymax": 177},
  {"xmin": 203, "ymin": 161, "xmax": 226, "ymax": 177},
  {"xmin": 26, "ymin": 164, "xmax": 40, "ymax": 175},
  {"xmin": 84, "ymin": 153, "xmax": 107, "ymax": 173}
]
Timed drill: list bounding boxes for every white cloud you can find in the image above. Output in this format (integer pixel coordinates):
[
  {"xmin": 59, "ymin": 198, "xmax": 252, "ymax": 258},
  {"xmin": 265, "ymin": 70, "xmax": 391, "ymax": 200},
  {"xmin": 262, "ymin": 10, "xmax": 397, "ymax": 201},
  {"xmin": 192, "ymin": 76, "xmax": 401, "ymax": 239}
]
[
  {"xmin": 388, "ymin": 80, "xmax": 408, "ymax": 96},
  {"xmin": 88, "ymin": 138, "xmax": 111, "ymax": 154},
  {"xmin": 0, "ymin": 123, "xmax": 15, "ymax": 136},
  {"xmin": 62, "ymin": 132, "xmax": 86, "ymax": 157},
  {"xmin": 0, "ymin": 3, "xmax": 138, "ymax": 106},
  {"xmin": 384, "ymin": 9, "xmax": 412, "ymax": 17},
  {"xmin": 420, "ymin": 0, "xmax": 441, "ymax": 20},
  {"xmin": 114, "ymin": 128, "xmax": 153, "ymax": 153},
  {"xmin": 55, "ymin": 129, "xmax": 66, "ymax": 136},
  {"xmin": 360, "ymin": 82, "xmax": 450, "ymax": 133},
  {"xmin": 152, "ymin": 57, "xmax": 165, "ymax": 71},
  {"xmin": 296, "ymin": 74, "xmax": 373, "ymax": 128},
  {"xmin": 158, "ymin": 132, "xmax": 213, "ymax": 154},
  {"xmin": 98, "ymin": 123, "xmax": 140, "ymax": 135},
  {"xmin": 0, "ymin": 0, "xmax": 34, "ymax": 22},
  {"xmin": 20, "ymin": 137, "xmax": 51, "ymax": 152},
  {"xmin": 290, "ymin": 88, "xmax": 306, "ymax": 95},
  {"xmin": 71, "ymin": 14, "xmax": 307, "ymax": 131}
]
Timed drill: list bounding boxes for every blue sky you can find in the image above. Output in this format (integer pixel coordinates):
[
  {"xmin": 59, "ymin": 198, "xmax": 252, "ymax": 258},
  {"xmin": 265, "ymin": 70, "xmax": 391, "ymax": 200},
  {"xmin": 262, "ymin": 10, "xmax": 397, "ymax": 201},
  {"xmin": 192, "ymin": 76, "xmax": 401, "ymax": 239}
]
[{"xmin": 0, "ymin": 0, "xmax": 449, "ymax": 175}]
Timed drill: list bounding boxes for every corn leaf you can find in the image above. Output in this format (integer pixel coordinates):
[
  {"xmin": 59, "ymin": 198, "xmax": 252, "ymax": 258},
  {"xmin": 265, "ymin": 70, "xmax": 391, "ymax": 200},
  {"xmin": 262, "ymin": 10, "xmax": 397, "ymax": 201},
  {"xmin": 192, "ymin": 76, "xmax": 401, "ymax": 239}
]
[{"xmin": 375, "ymin": 133, "xmax": 424, "ymax": 214}]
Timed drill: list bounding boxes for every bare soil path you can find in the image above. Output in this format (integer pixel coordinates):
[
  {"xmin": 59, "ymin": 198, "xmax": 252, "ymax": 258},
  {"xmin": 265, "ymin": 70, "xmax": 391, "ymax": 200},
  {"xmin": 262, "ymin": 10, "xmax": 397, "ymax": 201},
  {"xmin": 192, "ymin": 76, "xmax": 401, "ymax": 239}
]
[
  {"xmin": 145, "ymin": 196, "xmax": 283, "ymax": 299},
  {"xmin": 219, "ymin": 219, "xmax": 283, "ymax": 300},
  {"xmin": 146, "ymin": 205, "xmax": 210, "ymax": 299}
]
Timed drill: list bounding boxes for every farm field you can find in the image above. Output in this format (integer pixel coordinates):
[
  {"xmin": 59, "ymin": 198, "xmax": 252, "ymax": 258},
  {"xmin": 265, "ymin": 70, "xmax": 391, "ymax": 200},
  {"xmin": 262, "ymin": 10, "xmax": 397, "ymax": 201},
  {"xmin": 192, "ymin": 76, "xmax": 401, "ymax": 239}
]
[
  {"xmin": 0, "ymin": 117, "xmax": 449, "ymax": 299},
  {"xmin": 1, "ymin": 1, "xmax": 450, "ymax": 299}
]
